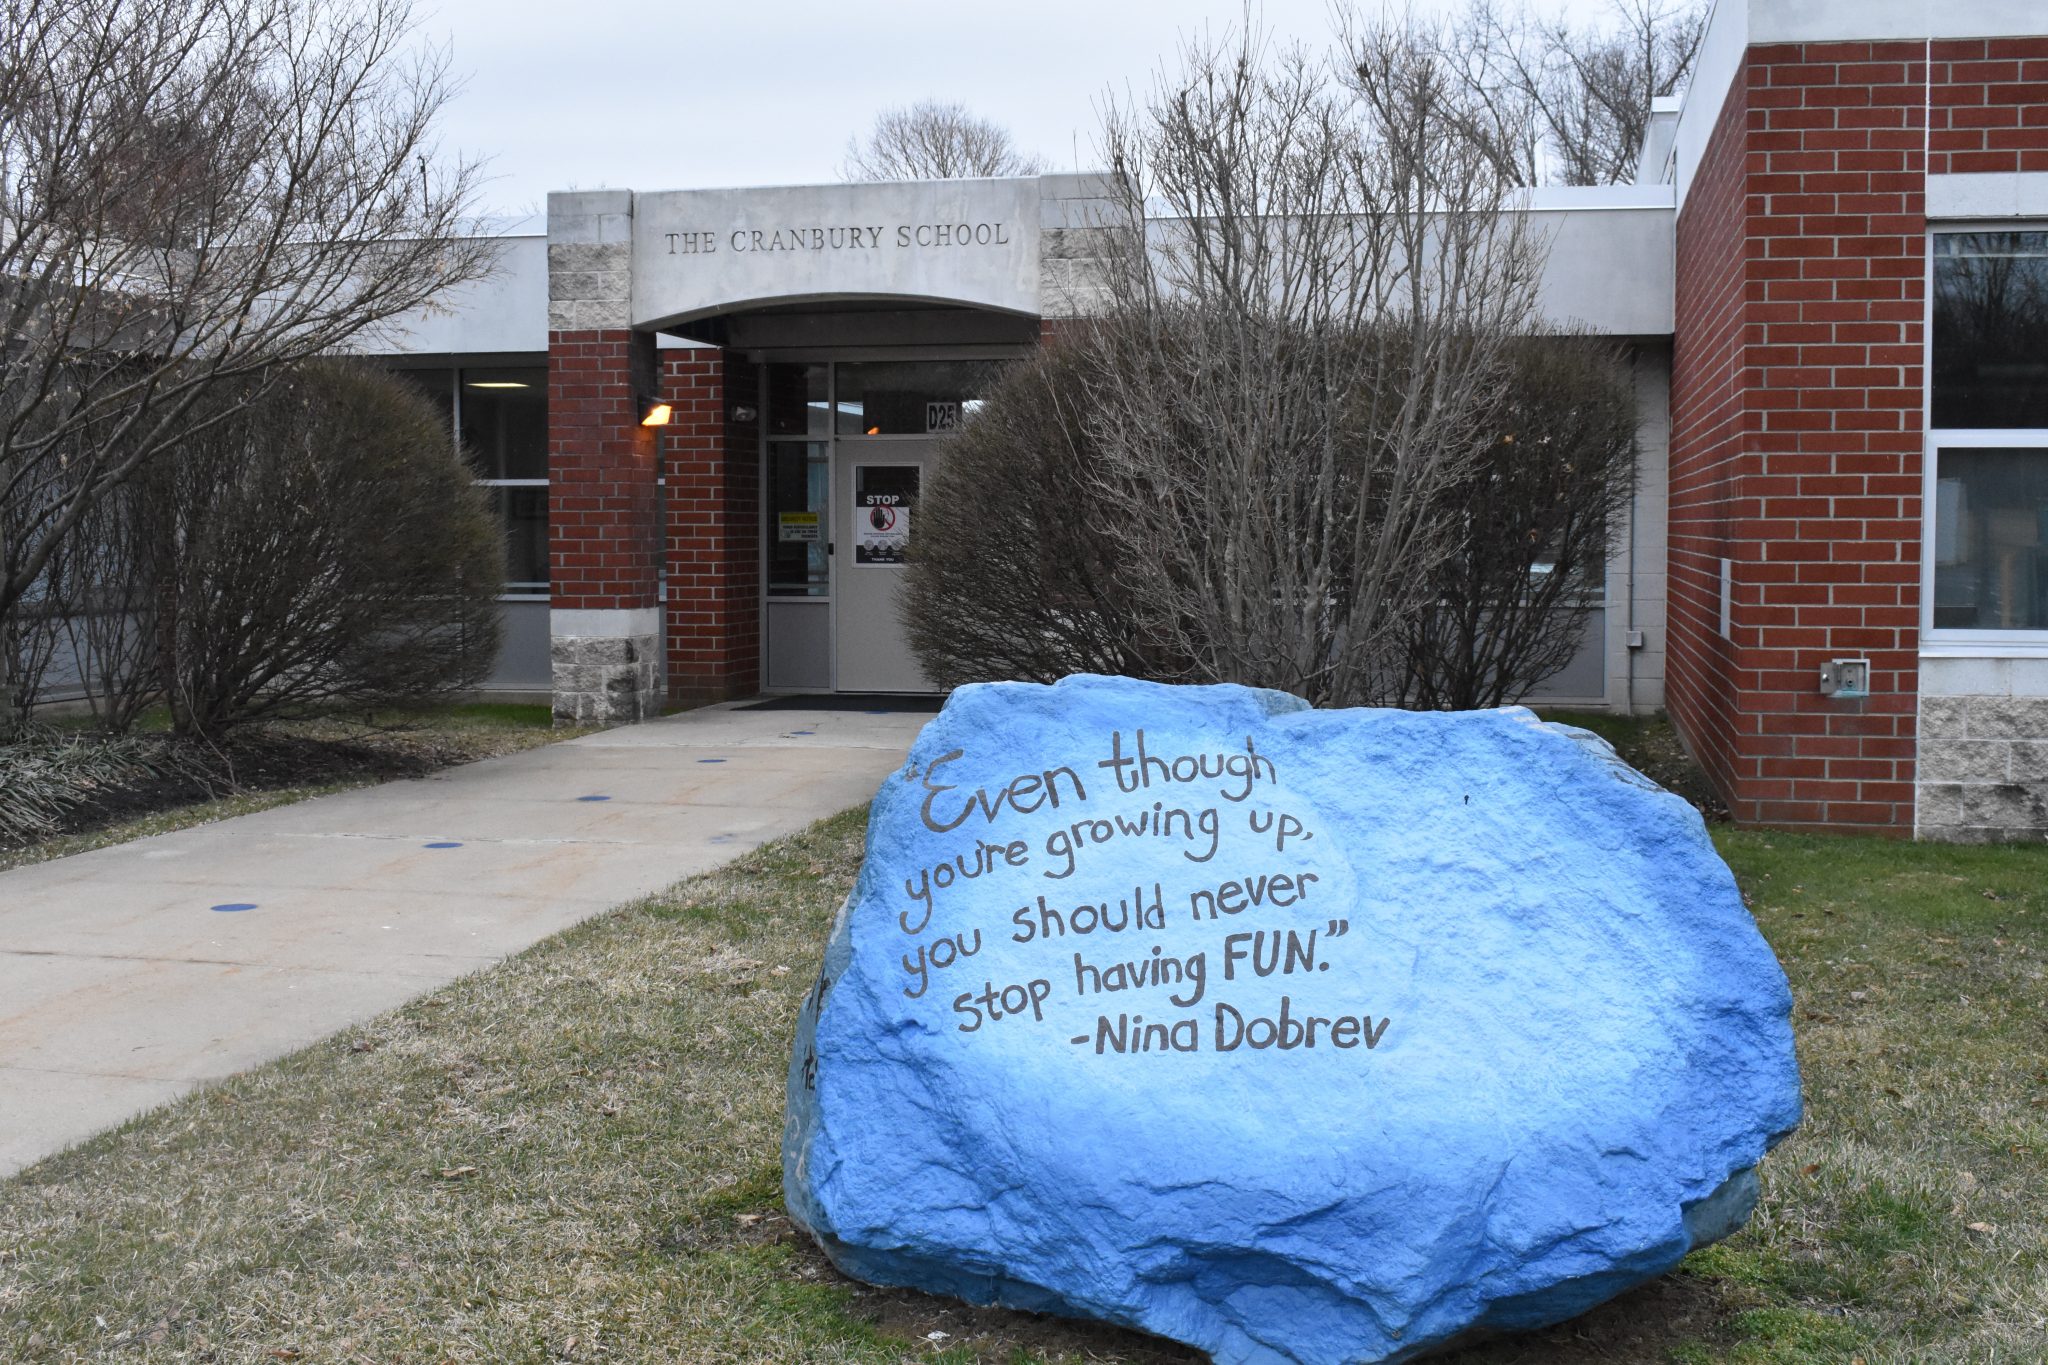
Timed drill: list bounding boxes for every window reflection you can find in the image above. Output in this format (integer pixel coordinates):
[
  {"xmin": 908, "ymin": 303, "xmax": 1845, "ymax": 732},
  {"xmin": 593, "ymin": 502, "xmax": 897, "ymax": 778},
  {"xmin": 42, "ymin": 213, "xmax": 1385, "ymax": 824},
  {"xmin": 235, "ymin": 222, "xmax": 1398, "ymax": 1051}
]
[
  {"xmin": 766, "ymin": 442, "xmax": 830, "ymax": 596},
  {"xmin": 836, "ymin": 360, "xmax": 1002, "ymax": 435},
  {"xmin": 1933, "ymin": 232, "xmax": 2048, "ymax": 430},
  {"xmin": 766, "ymin": 364, "xmax": 832, "ymax": 437},
  {"xmin": 461, "ymin": 368, "xmax": 548, "ymax": 480},
  {"xmin": 494, "ymin": 485, "xmax": 550, "ymax": 592},
  {"xmin": 1933, "ymin": 448, "xmax": 2048, "ymax": 631}
]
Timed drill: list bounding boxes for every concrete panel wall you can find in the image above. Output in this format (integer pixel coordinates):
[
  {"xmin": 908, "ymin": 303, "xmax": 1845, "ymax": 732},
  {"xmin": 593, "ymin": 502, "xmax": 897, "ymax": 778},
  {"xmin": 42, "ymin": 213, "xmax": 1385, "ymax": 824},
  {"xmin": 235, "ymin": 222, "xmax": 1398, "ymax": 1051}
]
[
  {"xmin": 23, "ymin": 603, "xmax": 551, "ymax": 706},
  {"xmin": 356, "ymin": 233, "xmax": 548, "ymax": 355},
  {"xmin": 1528, "ymin": 192, "xmax": 1676, "ymax": 335},
  {"xmin": 481, "ymin": 601, "xmax": 552, "ymax": 695},
  {"xmin": 1607, "ymin": 344, "xmax": 1672, "ymax": 715}
]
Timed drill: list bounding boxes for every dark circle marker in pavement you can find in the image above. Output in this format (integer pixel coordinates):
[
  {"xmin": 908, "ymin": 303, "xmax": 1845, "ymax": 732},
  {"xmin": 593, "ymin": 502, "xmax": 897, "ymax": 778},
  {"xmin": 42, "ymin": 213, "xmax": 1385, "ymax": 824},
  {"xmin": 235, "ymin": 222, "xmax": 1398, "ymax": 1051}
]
[
  {"xmin": 211, "ymin": 902, "xmax": 259, "ymax": 913},
  {"xmin": 424, "ymin": 841, "xmax": 463, "ymax": 849},
  {"xmin": 577, "ymin": 795, "xmax": 612, "ymax": 802}
]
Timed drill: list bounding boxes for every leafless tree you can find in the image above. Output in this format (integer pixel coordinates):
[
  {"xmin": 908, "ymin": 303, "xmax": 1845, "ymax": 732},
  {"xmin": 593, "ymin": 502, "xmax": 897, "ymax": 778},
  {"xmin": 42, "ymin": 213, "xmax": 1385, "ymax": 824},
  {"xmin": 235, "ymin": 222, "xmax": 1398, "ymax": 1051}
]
[
  {"xmin": 1066, "ymin": 25, "xmax": 1547, "ymax": 707},
  {"xmin": 842, "ymin": 100, "xmax": 1045, "ymax": 180},
  {"xmin": 1415, "ymin": 0, "xmax": 1709, "ymax": 187},
  {"xmin": 0, "ymin": 0, "xmax": 494, "ymax": 725}
]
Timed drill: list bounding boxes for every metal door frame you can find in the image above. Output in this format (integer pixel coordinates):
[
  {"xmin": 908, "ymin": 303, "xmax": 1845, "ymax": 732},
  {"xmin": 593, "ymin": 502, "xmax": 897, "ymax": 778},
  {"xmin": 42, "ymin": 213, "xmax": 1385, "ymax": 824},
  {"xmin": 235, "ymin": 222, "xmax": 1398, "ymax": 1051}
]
[{"xmin": 756, "ymin": 355, "xmax": 1023, "ymax": 694}]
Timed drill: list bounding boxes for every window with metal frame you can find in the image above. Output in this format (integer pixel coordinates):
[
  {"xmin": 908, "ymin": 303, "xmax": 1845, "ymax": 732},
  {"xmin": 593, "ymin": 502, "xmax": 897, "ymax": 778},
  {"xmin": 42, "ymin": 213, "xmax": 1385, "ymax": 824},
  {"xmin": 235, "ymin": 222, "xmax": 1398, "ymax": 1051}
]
[
  {"xmin": 1926, "ymin": 230, "xmax": 2048, "ymax": 640},
  {"xmin": 394, "ymin": 365, "xmax": 549, "ymax": 598}
]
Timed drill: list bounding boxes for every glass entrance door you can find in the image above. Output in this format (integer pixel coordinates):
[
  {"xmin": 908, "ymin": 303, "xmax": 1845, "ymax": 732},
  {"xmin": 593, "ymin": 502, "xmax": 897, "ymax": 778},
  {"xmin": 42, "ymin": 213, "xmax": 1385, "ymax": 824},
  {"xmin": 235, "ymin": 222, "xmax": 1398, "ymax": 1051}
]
[
  {"xmin": 763, "ymin": 438, "xmax": 830, "ymax": 689},
  {"xmin": 757, "ymin": 358, "xmax": 1003, "ymax": 693}
]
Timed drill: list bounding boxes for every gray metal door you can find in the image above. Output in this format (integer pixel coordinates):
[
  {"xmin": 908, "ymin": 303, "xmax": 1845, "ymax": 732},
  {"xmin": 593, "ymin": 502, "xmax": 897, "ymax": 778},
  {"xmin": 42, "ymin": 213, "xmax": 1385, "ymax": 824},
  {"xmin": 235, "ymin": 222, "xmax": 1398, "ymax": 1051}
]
[{"xmin": 832, "ymin": 439, "xmax": 938, "ymax": 692}]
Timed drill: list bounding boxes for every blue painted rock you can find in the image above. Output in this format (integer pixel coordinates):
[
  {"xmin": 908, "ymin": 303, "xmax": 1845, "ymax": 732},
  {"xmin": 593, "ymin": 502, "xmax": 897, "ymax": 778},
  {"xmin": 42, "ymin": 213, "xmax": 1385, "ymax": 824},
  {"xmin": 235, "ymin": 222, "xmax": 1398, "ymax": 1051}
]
[{"xmin": 784, "ymin": 675, "xmax": 1801, "ymax": 1364}]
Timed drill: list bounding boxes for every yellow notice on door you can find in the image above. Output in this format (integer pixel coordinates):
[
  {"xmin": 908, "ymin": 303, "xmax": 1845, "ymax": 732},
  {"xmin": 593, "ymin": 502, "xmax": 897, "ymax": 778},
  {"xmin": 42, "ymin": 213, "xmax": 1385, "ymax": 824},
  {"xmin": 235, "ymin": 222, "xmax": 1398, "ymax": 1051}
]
[{"xmin": 778, "ymin": 511, "xmax": 821, "ymax": 543}]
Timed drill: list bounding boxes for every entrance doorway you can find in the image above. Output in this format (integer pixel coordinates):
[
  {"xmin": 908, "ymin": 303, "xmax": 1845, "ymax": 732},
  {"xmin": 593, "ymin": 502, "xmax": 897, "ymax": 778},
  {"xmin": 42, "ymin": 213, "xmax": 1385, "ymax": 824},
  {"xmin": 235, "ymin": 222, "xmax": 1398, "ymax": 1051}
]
[
  {"xmin": 760, "ymin": 358, "xmax": 1004, "ymax": 694},
  {"xmin": 833, "ymin": 439, "xmax": 938, "ymax": 692}
]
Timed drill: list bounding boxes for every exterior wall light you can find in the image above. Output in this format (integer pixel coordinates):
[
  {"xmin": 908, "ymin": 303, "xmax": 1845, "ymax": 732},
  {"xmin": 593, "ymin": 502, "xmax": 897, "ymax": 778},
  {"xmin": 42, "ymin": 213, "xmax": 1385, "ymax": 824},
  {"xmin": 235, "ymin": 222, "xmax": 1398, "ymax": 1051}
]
[{"xmin": 640, "ymin": 401, "xmax": 673, "ymax": 427}]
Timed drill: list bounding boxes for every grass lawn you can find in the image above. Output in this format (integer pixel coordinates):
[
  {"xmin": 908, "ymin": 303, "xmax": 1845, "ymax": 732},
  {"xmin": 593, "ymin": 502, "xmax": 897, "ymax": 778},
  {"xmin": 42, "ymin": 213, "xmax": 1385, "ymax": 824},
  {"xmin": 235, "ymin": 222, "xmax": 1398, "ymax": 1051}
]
[
  {"xmin": 2, "ymin": 801, "xmax": 2044, "ymax": 1361},
  {"xmin": 0, "ymin": 702, "xmax": 573, "ymax": 874}
]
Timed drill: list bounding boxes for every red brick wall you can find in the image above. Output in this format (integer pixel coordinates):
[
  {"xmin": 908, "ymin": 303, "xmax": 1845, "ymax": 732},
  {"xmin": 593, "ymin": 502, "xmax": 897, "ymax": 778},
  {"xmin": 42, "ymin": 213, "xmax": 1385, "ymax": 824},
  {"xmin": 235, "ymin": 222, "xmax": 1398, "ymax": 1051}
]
[
  {"xmin": 663, "ymin": 348, "xmax": 761, "ymax": 704},
  {"xmin": 1929, "ymin": 38, "xmax": 2048, "ymax": 174},
  {"xmin": 1668, "ymin": 41, "xmax": 1939, "ymax": 832},
  {"xmin": 548, "ymin": 329, "xmax": 661, "ymax": 611},
  {"xmin": 1668, "ymin": 67, "xmax": 1752, "ymax": 812}
]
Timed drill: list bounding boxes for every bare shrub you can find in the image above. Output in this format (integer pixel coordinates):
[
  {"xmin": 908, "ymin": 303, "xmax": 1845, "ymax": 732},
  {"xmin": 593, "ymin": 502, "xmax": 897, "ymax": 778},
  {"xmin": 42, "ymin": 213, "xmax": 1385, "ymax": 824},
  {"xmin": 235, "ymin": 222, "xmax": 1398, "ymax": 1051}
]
[
  {"xmin": 905, "ymin": 342, "xmax": 1186, "ymax": 688},
  {"xmin": 145, "ymin": 362, "xmax": 502, "ymax": 738},
  {"xmin": 1067, "ymin": 26, "xmax": 1546, "ymax": 707},
  {"xmin": 1393, "ymin": 338, "xmax": 1640, "ymax": 709},
  {"xmin": 909, "ymin": 26, "xmax": 1647, "ymax": 710}
]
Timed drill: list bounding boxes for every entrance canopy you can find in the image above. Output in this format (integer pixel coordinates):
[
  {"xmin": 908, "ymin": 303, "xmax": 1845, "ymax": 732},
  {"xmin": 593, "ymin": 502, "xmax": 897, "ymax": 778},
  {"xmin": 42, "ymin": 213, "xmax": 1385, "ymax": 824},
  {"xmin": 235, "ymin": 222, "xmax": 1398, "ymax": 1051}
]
[{"xmin": 546, "ymin": 174, "xmax": 1125, "ymax": 338}]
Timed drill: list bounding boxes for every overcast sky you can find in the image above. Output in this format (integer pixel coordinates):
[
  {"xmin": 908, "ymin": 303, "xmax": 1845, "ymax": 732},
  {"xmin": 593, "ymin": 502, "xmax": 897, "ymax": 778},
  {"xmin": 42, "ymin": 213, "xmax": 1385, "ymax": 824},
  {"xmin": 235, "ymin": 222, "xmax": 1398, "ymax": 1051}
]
[{"xmin": 419, "ymin": 0, "xmax": 1620, "ymax": 218}]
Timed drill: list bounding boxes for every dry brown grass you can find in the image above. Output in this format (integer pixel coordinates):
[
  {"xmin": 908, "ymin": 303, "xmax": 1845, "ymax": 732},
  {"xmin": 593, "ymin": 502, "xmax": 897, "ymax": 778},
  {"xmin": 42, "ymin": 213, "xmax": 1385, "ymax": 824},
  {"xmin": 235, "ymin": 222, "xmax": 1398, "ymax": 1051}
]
[{"xmin": 1, "ymin": 802, "xmax": 2042, "ymax": 1363}]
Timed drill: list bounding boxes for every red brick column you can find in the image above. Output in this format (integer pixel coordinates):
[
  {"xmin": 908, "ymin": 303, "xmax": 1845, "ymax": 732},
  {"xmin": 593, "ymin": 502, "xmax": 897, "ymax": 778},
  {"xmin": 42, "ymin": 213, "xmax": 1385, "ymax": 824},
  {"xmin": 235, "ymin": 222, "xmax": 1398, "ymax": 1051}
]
[
  {"xmin": 1669, "ymin": 42, "xmax": 1941, "ymax": 833},
  {"xmin": 546, "ymin": 328, "xmax": 664, "ymax": 724},
  {"xmin": 1666, "ymin": 69, "xmax": 1753, "ymax": 816},
  {"xmin": 663, "ymin": 348, "xmax": 761, "ymax": 705}
]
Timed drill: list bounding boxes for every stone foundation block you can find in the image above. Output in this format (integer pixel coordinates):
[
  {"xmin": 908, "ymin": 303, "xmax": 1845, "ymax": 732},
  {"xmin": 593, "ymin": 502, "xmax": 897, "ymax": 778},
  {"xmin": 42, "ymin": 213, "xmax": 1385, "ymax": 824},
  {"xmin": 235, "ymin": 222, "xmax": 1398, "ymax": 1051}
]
[{"xmin": 550, "ymin": 630, "xmax": 662, "ymax": 728}]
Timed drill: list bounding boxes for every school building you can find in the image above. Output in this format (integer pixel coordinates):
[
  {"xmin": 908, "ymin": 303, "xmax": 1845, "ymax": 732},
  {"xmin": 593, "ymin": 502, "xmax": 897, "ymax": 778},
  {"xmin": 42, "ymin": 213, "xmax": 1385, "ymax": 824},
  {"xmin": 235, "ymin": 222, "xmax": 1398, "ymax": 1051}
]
[{"xmin": 365, "ymin": 0, "xmax": 2048, "ymax": 841}]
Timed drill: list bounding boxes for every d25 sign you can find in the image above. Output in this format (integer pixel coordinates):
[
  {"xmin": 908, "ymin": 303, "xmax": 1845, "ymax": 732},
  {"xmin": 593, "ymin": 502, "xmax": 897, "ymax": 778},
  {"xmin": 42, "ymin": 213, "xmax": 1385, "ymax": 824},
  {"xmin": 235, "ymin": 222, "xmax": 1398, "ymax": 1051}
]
[{"xmin": 784, "ymin": 675, "xmax": 1801, "ymax": 1365}]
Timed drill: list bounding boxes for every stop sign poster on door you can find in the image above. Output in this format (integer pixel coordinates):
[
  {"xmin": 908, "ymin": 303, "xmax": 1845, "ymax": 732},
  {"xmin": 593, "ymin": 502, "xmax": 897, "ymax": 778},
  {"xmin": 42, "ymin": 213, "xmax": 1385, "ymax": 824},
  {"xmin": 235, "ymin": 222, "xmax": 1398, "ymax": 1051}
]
[{"xmin": 855, "ymin": 465, "xmax": 919, "ymax": 566}]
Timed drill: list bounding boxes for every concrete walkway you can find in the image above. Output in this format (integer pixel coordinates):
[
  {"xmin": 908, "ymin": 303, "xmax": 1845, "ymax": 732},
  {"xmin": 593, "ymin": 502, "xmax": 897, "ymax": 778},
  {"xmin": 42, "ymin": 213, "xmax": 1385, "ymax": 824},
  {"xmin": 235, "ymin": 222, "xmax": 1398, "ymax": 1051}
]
[{"xmin": 0, "ymin": 702, "xmax": 923, "ymax": 1178}]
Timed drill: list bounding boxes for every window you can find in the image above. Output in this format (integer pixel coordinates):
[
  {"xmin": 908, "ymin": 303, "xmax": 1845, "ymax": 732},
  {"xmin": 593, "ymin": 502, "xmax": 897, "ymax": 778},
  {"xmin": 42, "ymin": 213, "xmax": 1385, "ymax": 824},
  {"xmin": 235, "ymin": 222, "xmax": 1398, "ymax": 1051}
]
[
  {"xmin": 1927, "ymin": 231, "xmax": 2048, "ymax": 641},
  {"xmin": 766, "ymin": 440, "xmax": 830, "ymax": 596},
  {"xmin": 835, "ymin": 360, "xmax": 1000, "ymax": 435},
  {"xmin": 395, "ymin": 365, "xmax": 549, "ymax": 598}
]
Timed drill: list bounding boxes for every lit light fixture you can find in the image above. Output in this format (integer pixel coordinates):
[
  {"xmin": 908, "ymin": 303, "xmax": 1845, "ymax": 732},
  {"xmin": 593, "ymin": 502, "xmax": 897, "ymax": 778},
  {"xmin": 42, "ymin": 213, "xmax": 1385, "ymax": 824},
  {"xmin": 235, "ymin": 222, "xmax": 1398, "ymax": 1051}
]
[
  {"xmin": 641, "ymin": 401, "xmax": 674, "ymax": 427},
  {"xmin": 866, "ymin": 425, "xmax": 880, "ymax": 435},
  {"xmin": 465, "ymin": 381, "xmax": 529, "ymax": 389}
]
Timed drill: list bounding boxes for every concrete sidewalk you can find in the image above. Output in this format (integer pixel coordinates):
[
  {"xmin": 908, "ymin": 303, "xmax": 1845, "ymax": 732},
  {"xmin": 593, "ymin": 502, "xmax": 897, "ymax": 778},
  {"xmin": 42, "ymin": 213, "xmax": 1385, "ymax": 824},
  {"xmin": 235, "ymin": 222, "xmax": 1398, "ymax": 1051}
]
[{"xmin": 0, "ymin": 702, "xmax": 923, "ymax": 1177}]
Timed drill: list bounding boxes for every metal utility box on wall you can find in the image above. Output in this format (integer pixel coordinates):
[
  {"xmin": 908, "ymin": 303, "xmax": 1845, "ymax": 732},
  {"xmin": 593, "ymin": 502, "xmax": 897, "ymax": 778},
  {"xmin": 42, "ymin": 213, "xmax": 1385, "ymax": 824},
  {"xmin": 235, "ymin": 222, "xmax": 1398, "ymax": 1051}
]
[{"xmin": 1818, "ymin": 658, "xmax": 1870, "ymax": 700}]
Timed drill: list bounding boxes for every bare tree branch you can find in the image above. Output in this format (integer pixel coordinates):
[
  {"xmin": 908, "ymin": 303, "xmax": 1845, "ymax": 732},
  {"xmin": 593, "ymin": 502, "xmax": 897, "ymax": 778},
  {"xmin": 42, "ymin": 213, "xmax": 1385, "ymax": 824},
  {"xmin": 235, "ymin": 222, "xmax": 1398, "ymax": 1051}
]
[
  {"xmin": 1402, "ymin": 0, "xmax": 1708, "ymax": 187},
  {"xmin": 0, "ymin": 0, "xmax": 495, "ymax": 722},
  {"xmin": 907, "ymin": 22, "xmax": 1550, "ymax": 708}
]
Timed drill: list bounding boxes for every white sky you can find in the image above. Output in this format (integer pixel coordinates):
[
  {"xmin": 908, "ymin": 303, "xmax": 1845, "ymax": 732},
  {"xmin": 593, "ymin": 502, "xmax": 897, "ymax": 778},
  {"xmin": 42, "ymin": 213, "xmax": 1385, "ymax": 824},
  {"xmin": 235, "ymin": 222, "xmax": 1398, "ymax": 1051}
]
[{"xmin": 420, "ymin": 0, "xmax": 1622, "ymax": 218}]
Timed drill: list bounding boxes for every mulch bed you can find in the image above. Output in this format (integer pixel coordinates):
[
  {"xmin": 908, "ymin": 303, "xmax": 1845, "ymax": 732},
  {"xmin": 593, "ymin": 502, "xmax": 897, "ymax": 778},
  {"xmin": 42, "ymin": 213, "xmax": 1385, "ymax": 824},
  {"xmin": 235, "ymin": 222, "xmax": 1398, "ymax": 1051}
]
[{"xmin": 3, "ymin": 723, "xmax": 527, "ymax": 852}]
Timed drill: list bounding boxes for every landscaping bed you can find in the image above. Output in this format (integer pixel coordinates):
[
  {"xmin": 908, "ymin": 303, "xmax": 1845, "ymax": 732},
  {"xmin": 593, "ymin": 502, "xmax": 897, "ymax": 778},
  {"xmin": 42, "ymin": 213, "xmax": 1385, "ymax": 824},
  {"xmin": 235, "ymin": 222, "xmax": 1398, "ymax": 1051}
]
[
  {"xmin": 2, "ymin": 778, "xmax": 2042, "ymax": 1362},
  {"xmin": 0, "ymin": 703, "xmax": 571, "ymax": 873}
]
